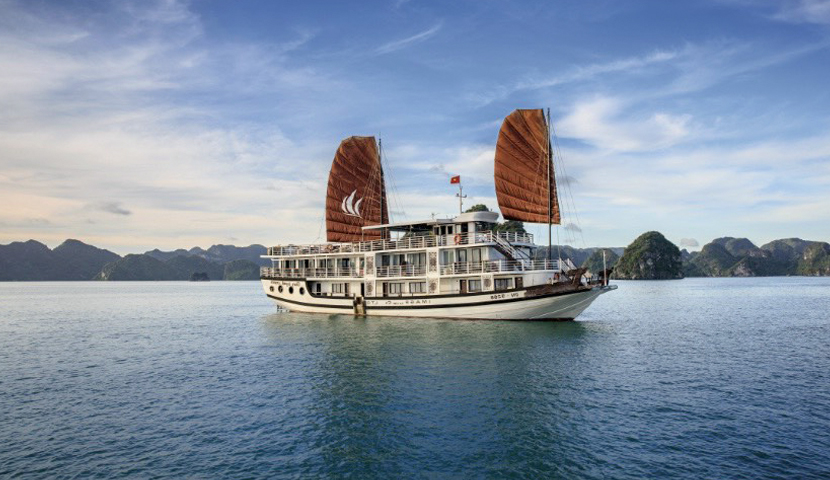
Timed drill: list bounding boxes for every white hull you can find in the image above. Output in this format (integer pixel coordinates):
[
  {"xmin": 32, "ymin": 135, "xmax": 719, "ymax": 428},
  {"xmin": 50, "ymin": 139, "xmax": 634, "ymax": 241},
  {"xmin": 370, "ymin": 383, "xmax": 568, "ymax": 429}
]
[{"xmin": 261, "ymin": 279, "xmax": 615, "ymax": 320}]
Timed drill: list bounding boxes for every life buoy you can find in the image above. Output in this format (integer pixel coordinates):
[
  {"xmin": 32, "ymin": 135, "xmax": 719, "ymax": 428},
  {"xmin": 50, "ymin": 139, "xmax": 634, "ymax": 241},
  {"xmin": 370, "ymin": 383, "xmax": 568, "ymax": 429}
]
[{"xmin": 454, "ymin": 234, "xmax": 461, "ymax": 244}]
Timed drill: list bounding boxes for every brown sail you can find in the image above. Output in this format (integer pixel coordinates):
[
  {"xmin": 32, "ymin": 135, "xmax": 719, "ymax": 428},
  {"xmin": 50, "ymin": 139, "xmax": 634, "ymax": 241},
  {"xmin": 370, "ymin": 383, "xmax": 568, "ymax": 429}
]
[
  {"xmin": 325, "ymin": 136, "xmax": 389, "ymax": 242},
  {"xmin": 494, "ymin": 109, "xmax": 560, "ymax": 224}
]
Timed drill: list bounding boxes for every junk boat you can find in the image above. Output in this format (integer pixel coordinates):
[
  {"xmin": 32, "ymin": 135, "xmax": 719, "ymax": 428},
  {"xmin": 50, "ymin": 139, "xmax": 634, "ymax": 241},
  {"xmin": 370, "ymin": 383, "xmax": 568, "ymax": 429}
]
[{"xmin": 261, "ymin": 109, "xmax": 616, "ymax": 320}]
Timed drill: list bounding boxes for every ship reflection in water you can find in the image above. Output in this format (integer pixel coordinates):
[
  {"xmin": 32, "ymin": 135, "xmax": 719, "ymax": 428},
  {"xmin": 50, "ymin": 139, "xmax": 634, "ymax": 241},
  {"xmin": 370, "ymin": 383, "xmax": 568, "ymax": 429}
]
[{"xmin": 257, "ymin": 312, "xmax": 611, "ymax": 477}]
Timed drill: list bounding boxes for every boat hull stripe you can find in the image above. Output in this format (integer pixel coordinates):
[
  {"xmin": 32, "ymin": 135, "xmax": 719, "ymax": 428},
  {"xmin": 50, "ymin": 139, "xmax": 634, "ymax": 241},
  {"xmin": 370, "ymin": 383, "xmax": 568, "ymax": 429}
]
[{"xmin": 266, "ymin": 287, "xmax": 592, "ymax": 311}]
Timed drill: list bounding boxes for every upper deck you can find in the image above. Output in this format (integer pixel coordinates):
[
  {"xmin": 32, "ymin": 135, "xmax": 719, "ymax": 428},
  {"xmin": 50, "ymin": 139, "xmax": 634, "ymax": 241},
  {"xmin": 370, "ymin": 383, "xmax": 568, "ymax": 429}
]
[{"xmin": 265, "ymin": 230, "xmax": 534, "ymax": 258}]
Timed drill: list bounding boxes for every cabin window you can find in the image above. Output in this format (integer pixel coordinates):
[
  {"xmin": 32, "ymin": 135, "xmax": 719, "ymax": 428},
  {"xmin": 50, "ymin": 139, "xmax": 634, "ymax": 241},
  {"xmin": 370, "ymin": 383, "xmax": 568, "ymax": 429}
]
[
  {"xmin": 340, "ymin": 258, "xmax": 350, "ymax": 269},
  {"xmin": 289, "ymin": 287, "xmax": 294, "ymax": 294},
  {"xmin": 515, "ymin": 277, "xmax": 523, "ymax": 289},
  {"xmin": 314, "ymin": 283, "xmax": 321, "ymax": 295},
  {"xmin": 299, "ymin": 287, "xmax": 305, "ymax": 295},
  {"xmin": 440, "ymin": 250, "xmax": 455, "ymax": 265},
  {"xmin": 476, "ymin": 222, "xmax": 496, "ymax": 232},
  {"xmin": 269, "ymin": 286, "xmax": 274, "ymax": 292},
  {"xmin": 278, "ymin": 286, "xmax": 284, "ymax": 293},
  {"xmin": 457, "ymin": 249, "xmax": 468, "ymax": 263},
  {"xmin": 495, "ymin": 278, "xmax": 511, "ymax": 291},
  {"xmin": 471, "ymin": 248, "xmax": 482, "ymax": 263},
  {"xmin": 388, "ymin": 283, "xmax": 403, "ymax": 295},
  {"xmin": 332, "ymin": 283, "xmax": 344, "ymax": 294},
  {"xmin": 469, "ymin": 280, "xmax": 481, "ymax": 292},
  {"xmin": 410, "ymin": 282, "xmax": 426, "ymax": 294},
  {"xmin": 407, "ymin": 253, "xmax": 426, "ymax": 265},
  {"xmin": 381, "ymin": 255, "xmax": 390, "ymax": 267},
  {"xmin": 437, "ymin": 225, "xmax": 454, "ymax": 236}
]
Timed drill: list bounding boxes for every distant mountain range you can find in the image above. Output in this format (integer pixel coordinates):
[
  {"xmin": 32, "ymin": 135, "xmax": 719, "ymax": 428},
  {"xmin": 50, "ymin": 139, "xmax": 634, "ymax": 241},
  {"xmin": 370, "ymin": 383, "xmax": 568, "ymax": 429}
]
[
  {"xmin": 0, "ymin": 239, "xmax": 266, "ymax": 281},
  {"xmin": 143, "ymin": 244, "xmax": 268, "ymax": 266},
  {"xmin": 577, "ymin": 235, "xmax": 830, "ymax": 278},
  {"xmin": 683, "ymin": 237, "xmax": 830, "ymax": 277},
  {"xmin": 2, "ymin": 234, "xmax": 828, "ymax": 281}
]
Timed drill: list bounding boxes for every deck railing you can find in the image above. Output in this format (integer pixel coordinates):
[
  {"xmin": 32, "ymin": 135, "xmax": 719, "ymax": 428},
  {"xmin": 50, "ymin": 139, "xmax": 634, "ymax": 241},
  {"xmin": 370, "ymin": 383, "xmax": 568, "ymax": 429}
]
[
  {"xmin": 260, "ymin": 258, "xmax": 560, "ymax": 279},
  {"xmin": 375, "ymin": 264, "xmax": 427, "ymax": 278},
  {"xmin": 260, "ymin": 267, "xmax": 362, "ymax": 279},
  {"xmin": 440, "ymin": 259, "xmax": 561, "ymax": 276},
  {"xmin": 266, "ymin": 231, "xmax": 534, "ymax": 257}
]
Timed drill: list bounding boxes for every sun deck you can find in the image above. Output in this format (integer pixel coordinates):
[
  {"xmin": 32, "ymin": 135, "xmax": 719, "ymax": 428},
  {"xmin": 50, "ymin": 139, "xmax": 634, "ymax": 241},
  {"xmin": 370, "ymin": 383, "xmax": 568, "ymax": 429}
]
[{"xmin": 265, "ymin": 231, "xmax": 534, "ymax": 258}]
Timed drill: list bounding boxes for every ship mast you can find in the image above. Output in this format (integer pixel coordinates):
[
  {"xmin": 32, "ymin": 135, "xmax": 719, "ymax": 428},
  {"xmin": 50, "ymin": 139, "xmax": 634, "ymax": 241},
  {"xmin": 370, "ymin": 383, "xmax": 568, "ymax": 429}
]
[
  {"xmin": 547, "ymin": 108, "xmax": 552, "ymax": 263},
  {"xmin": 378, "ymin": 137, "xmax": 387, "ymax": 240}
]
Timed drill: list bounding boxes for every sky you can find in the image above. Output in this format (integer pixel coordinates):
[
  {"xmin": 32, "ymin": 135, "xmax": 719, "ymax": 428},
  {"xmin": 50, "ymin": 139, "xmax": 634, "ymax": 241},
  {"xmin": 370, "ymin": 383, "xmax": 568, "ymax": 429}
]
[{"xmin": 1, "ymin": 0, "xmax": 830, "ymax": 254}]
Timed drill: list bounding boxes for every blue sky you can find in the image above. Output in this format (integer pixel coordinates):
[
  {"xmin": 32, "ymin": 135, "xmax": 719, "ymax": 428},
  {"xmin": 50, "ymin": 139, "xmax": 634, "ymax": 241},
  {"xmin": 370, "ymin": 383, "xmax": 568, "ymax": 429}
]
[{"xmin": 1, "ymin": 0, "xmax": 829, "ymax": 254}]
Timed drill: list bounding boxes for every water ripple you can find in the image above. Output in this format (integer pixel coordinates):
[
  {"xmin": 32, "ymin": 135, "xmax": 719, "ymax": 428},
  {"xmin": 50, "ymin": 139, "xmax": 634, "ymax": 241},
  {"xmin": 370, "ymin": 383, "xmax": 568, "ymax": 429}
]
[{"xmin": 1, "ymin": 279, "xmax": 829, "ymax": 478}]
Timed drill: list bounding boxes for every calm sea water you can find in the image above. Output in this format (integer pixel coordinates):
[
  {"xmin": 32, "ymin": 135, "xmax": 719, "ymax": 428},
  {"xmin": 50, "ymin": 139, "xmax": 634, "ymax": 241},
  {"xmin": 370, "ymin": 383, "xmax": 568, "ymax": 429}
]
[{"xmin": 1, "ymin": 278, "xmax": 829, "ymax": 479}]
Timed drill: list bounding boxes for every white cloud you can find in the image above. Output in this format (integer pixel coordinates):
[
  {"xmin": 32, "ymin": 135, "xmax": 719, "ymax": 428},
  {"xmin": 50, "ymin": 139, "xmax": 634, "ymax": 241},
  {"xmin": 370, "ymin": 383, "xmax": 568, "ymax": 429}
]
[
  {"xmin": 558, "ymin": 96, "xmax": 692, "ymax": 152},
  {"xmin": 517, "ymin": 49, "xmax": 678, "ymax": 92},
  {"xmin": 2, "ymin": 0, "xmax": 829, "ymax": 253},
  {"xmin": 90, "ymin": 202, "xmax": 132, "ymax": 216},
  {"xmin": 769, "ymin": 0, "xmax": 830, "ymax": 25},
  {"xmin": 0, "ymin": 0, "xmax": 342, "ymax": 252},
  {"xmin": 753, "ymin": 197, "xmax": 830, "ymax": 222},
  {"xmin": 390, "ymin": 142, "xmax": 496, "ymax": 186},
  {"xmin": 469, "ymin": 48, "xmax": 679, "ymax": 106},
  {"xmin": 375, "ymin": 21, "xmax": 443, "ymax": 54}
]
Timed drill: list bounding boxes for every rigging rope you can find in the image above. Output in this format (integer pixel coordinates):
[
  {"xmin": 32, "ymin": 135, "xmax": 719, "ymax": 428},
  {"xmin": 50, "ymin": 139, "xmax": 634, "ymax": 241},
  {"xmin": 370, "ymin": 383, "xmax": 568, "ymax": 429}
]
[
  {"xmin": 550, "ymin": 121, "xmax": 586, "ymax": 247},
  {"xmin": 378, "ymin": 137, "xmax": 407, "ymax": 223}
]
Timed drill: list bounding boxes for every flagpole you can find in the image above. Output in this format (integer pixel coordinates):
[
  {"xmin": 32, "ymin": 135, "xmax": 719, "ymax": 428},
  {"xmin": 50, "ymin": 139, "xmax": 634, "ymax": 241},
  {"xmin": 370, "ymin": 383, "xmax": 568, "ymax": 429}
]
[{"xmin": 452, "ymin": 176, "xmax": 466, "ymax": 214}]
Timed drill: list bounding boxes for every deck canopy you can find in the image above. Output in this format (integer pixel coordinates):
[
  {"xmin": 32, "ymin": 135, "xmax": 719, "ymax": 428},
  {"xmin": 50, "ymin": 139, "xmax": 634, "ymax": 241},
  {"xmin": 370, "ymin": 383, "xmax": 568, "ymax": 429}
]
[
  {"xmin": 361, "ymin": 218, "xmax": 449, "ymax": 233},
  {"xmin": 361, "ymin": 212, "xmax": 500, "ymax": 233}
]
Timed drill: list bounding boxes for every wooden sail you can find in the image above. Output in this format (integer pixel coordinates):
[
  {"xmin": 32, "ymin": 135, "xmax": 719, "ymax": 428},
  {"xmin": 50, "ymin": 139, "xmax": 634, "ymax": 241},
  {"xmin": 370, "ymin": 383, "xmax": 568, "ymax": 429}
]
[
  {"xmin": 494, "ymin": 109, "xmax": 560, "ymax": 224},
  {"xmin": 325, "ymin": 136, "xmax": 389, "ymax": 242}
]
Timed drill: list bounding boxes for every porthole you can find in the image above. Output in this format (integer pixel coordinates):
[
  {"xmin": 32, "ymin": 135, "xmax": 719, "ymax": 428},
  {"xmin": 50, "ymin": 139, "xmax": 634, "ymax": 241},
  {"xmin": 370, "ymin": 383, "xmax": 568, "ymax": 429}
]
[
  {"xmin": 269, "ymin": 286, "xmax": 274, "ymax": 292},
  {"xmin": 299, "ymin": 287, "xmax": 305, "ymax": 295},
  {"xmin": 278, "ymin": 285, "xmax": 283, "ymax": 293},
  {"xmin": 289, "ymin": 287, "xmax": 294, "ymax": 294}
]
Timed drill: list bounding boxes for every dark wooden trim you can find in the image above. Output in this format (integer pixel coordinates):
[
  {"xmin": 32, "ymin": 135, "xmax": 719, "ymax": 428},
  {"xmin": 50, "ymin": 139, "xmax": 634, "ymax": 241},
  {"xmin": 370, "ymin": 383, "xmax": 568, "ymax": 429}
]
[{"xmin": 266, "ymin": 293, "xmax": 352, "ymax": 310}]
